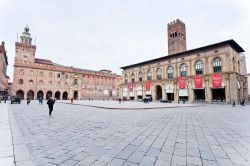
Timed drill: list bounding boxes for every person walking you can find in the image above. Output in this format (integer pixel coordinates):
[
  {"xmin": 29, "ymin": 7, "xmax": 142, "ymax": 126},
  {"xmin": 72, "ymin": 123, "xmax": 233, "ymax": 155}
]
[
  {"xmin": 39, "ymin": 97, "xmax": 43, "ymax": 105},
  {"xmin": 232, "ymin": 100, "xmax": 235, "ymax": 107},
  {"xmin": 27, "ymin": 97, "xmax": 31, "ymax": 105},
  {"xmin": 47, "ymin": 96, "xmax": 55, "ymax": 116}
]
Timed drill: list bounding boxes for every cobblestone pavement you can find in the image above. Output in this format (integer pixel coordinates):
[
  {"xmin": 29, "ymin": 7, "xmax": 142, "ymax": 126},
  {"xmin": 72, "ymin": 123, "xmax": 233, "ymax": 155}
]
[{"xmin": 4, "ymin": 101, "xmax": 250, "ymax": 166}]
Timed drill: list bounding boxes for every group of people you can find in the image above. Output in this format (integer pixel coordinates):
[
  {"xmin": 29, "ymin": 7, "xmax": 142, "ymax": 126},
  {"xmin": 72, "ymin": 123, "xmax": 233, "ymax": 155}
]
[
  {"xmin": 232, "ymin": 100, "xmax": 246, "ymax": 107},
  {"xmin": 24, "ymin": 96, "xmax": 56, "ymax": 116}
]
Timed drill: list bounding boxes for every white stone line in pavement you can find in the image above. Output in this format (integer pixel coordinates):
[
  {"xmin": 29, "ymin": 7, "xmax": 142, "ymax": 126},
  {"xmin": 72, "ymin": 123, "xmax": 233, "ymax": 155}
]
[{"xmin": 0, "ymin": 103, "xmax": 15, "ymax": 166}]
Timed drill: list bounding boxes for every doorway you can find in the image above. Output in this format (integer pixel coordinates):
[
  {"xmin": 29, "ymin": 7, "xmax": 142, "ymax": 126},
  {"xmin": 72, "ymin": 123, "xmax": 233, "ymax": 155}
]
[
  {"xmin": 155, "ymin": 85, "xmax": 162, "ymax": 100},
  {"xmin": 73, "ymin": 91, "xmax": 78, "ymax": 100},
  {"xmin": 166, "ymin": 93, "xmax": 174, "ymax": 101},
  {"xmin": 194, "ymin": 89, "xmax": 205, "ymax": 101},
  {"xmin": 212, "ymin": 88, "xmax": 225, "ymax": 101}
]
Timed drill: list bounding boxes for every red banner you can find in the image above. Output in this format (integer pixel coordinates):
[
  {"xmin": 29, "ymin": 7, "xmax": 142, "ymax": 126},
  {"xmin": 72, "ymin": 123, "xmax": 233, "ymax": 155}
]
[
  {"xmin": 128, "ymin": 83, "xmax": 134, "ymax": 91},
  {"xmin": 178, "ymin": 77, "xmax": 186, "ymax": 89},
  {"xmin": 212, "ymin": 73, "xmax": 222, "ymax": 88},
  {"xmin": 145, "ymin": 81, "xmax": 150, "ymax": 91},
  {"xmin": 194, "ymin": 75, "xmax": 203, "ymax": 89}
]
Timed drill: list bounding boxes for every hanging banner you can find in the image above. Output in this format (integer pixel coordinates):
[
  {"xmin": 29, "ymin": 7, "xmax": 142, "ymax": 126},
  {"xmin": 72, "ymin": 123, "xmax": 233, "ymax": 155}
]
[
  {"xmin": 128, "ymin": 83, "xmax": 134, "ymax": 91},
  {"xmin": 212, "ymin": 73, "xmax": 222, "ymax": 88},
  {"xmin": 178, "ymin": 77, "xmax": 186, "ymax": 89},
  {"xmin": 145, "ymin": 81, "xmax": 150, "ymax": 91},
  {"xmin": 194, "ymin": 75, "xmax": 203, "ymax": 89}
]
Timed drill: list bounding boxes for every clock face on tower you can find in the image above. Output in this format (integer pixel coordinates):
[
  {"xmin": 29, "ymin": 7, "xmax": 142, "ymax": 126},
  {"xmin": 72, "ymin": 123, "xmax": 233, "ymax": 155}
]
[{"xmin": 21, "ymin": 53, "xmax": 29, "ymax": 60}]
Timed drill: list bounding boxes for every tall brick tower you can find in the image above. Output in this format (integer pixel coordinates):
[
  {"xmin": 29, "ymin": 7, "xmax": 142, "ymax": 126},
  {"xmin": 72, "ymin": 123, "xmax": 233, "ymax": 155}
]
[
  {"xmin": 168, "ymin": 19, "xmax": 187, "ymax": 55},
  {"xmin": 15, "ymin": 25, "xmax": 36, "ymax": 64}
]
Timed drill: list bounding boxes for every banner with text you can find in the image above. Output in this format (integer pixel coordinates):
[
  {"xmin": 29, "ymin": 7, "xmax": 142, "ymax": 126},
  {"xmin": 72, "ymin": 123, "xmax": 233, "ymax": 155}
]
[
  {"xmin": 194, "ymin": 75, "xmax": 203, "ymax": 89},
  {"xmin": 178, "ymin": 77, "xmax": 186, "ymax": 89},
  {"xmin": 145, "ymin": 81, "xmax": 150, "ymax": 91},
  {"xmin": 212, "ymin": 73, "xmax": 222, "ymax": 88},
  {"xmin": 128, "ymin": 83, "xmax": 134, "ymax": 91}
]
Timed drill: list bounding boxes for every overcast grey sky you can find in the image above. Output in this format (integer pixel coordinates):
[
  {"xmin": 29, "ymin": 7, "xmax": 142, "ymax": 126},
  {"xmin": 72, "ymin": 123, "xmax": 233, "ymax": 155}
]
[{"xmin": 0, "ymin": 0, "xmax": 249, "ymax": 81}]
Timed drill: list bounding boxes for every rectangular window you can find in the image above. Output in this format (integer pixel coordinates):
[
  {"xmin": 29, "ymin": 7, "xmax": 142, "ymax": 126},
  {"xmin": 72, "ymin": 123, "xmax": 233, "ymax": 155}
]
[
  {"xmin": 214, "ymin": 66, "xmax": 221, "ymax": 73},
  {"xmin": 196, "ymin": 69, "xmax": 203, "ymax": 75},
  {"xmin": 157, "ymin": 75, "xmax": 161, "ymax": 80},
  {"xmin": 181, "ymin": 71, "xmax": 187, "ymax": 77},
  {"xmin": 139, "ymin": 77, "xmax": 142, "ymax": 82},
  {"xmin": 147, "ymin": 76, "xmax": 152, "ymax": 81},
  {"xmin": 168, "ymin": 73, "xmax": 173, "ymax": 78}
]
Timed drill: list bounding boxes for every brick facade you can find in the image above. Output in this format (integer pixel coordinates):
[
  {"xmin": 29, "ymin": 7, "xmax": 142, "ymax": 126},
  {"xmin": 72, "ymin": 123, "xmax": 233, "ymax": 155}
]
[
  {"xmin": 120, "ymin": 19, "xmax": 248, "ymax": 103},
  {"xmin": 0, "ymin": 42, "xmax": 9, "ymax": 92},
  {"xmin": 12, "ymin": 27, "xmax": 121, "ymax": 100}
]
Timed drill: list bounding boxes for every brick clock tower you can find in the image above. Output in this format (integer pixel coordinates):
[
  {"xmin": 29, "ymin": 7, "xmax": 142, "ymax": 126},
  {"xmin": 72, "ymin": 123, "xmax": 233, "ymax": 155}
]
[
  {"xmin": 168, "ymin": 19, "xmax": 187, "ymax": 55},
  {"xmin": 15, "ymin": 25, "xmax": 36, "ymax": 64}
]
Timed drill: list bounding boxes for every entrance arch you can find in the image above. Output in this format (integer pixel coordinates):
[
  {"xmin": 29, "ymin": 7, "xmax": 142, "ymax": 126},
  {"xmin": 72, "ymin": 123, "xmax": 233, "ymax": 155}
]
[
  {"xmin": 37, "ymin": 90, "xmax": 44, "ymax": 99},
  {"xmin": 16, "ymin": 90, "xmax": 24, "ymax": 99},
  {"xmin": 46, "ymin": 91, "xmax": 53, "ymax": 100},
  {"xmin": 27, "ymin": 90, "xmax": 34, "ymax": 100},
  {"xmin": 73, "ymin": 91, "xmax": 78, "ymax": 100},
  {"xmin": 55, "ymin": 91, "xmax": 61, "ymax": 100},
  {"xmin": 62, "ymin": 91, "xmax": 68, "ymax": 100},
  {"xmin": 155, "ymin": 85, "xmax": 162, "ymax": 100}
]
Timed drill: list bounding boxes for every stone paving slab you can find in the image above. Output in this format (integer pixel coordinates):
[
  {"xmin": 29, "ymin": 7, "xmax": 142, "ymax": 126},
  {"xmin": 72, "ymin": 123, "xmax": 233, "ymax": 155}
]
[{"xmin": 5, "ymin": 101, "xmax": 250, "ymax": 166}]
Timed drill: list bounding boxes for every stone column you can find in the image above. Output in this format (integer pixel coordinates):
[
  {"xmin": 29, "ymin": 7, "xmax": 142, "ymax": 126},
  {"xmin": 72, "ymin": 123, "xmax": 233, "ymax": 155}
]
[{"xmin": 162, "ymin": 86, "xmax": 166, "ymax": 100}]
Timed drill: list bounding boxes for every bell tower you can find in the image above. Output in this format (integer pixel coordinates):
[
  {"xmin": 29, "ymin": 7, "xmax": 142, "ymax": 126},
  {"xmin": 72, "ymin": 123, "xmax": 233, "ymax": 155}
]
[
  {"xmin": 15, "ymin": 25, "xmax": 36, "ymax": 64},
  {"xmin": 168, "ymin": 19, "xmax": 187, "ymax": 55}
]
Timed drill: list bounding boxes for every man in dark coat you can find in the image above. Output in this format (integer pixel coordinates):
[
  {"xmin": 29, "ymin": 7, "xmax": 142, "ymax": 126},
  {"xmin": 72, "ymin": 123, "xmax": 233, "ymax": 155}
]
[{"xmin": 47, "ymin": 96, "xmax": 55, "ymax": 116}]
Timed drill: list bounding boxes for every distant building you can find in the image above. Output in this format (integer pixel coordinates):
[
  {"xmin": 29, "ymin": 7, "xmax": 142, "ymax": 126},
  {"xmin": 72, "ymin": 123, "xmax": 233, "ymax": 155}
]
[
  {"xmin": 13, "ymin": 26, "xmax": 121, "ymax": 100},
  {"xmin": 120, "ymin": 19, "xmax": 248, "ymax": 103},
  {"xmin": 0, "ymin": 41, "xmax": 9, "ymax": 92}
]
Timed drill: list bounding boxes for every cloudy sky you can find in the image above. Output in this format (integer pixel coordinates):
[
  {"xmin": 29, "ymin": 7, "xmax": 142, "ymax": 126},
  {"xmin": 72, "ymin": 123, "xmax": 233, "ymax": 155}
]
[{"xmin": 0, "ymin": 0, "xmax": 249, "ymax": 80}]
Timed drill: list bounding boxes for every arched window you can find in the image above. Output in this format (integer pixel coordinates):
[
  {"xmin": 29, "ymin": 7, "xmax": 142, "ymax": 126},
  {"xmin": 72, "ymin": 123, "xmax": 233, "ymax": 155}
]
[
  {"xmin": 65, "ymin": 74, "xmax": 68, "ymax": 79},
  {"xmin": 73, "ymin": 79, "xmax": 78, "ymax": 86},
  {"xmin": 124, "ymin": 74, "xmax": 128, "ymax": 83},
  {"xmin": 167, "ymin": 66, "xmax": 174, "ymax": 78},
  {"xmin": 147, "ymin": 70, "xmax": 152, "ymax": 80},
  {"xmin": 131, "ymin": 73, "xmax": 135, "ymax": 82},
  {"xmin": 29, "ymin": 80, "xmax": 33, "ymax": 85},
  {"xmin": 195, "ymin": 60, "xmax": 203, "ymax": 75},
  {"xmin": 39, "ymin": 80, "xmax": 43, "ymax": 86},
  {"xmin": 19, "ymin": 70, "xmax": 24, "ymax": 75},
  {"xmin": 48, "ymin": 81, "xmax": 52, "ymax": 86},
  {"xmin": 138, "ymin": 72, "xmax": 143, "ymax": 82},
  {"xmin": 213, "ymin": 58, "xmax": 222, "ymax": 73},
  {"xmin": 49, "ymin": 72, "xmax": 53, "ymax": 78},
  {"xmin": 180, "ymin": 63, "xmax": 187, "ymax": 77},
  {"xmin": 39, "ymin": 71, "xmax": 43, "ymax": 76},
  {"xmin": 18, "ymin": 79, "xmax": 23, "ymax": 84},
  {"xmin": 57, "ymin": 73, "xmax": 60, "ymax": 78},
  {"xmin": 156, "ymin": 68, "xmax": 162, "ymax": 80},
  {"xmin": 29, "ymin": 70, "xmax": 34, "ymax": 76}
]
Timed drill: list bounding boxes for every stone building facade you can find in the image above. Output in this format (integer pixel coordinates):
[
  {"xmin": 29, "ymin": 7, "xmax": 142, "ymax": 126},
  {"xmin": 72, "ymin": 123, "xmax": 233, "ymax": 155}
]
[
  {"xmin": 13, "ymin": 26, "xmax": 121, "ymax": 100},
  {"xmin": 0, "ymin": 41, "xmax": 9, "ymax": 92},
  {"xmin": 120, "ymin": 19, "xmax": 248, "ymax": 103},
  {"xmin": 246, "ymin": 73, "xmax": 250, "ymax": 100}
]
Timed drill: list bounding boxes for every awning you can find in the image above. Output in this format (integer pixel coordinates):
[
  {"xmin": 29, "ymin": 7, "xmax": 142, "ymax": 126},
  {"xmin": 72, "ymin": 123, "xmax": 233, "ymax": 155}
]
[
  {"xmin": 179, "ymin": 89, "xmax": 188, "ymax": 96},
  {"xmin": 137, "ymin": 87, "xmax": 142, "ymax": 95},
  {"xmin": 146, "ymin": 91, "xmax": 151, "ymax": 95},
  {"xmin": 103, "ymin": 90, "xmax": 109, "ymax": 95},
  {"xmin": 166, "ymin": 84, "xmax": 174, "ymax": 93}
]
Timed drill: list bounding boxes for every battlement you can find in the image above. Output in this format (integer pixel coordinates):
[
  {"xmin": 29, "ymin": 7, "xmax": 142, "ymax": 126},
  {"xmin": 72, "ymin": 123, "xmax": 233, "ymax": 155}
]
[{"xmin": 168, "ymin": 19, "xmax": 185, "ymax": 27}]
